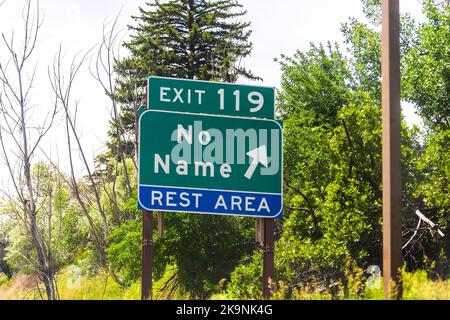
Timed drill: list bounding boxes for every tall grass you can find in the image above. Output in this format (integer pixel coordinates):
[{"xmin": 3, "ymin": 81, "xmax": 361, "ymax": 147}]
[
  {"xmin": 56, "ymin": 271, "xmax": 140, "ymax": 300},
  {"xmin": 0, "ymin": 268, "xmax": 448, "ymax": 300},
  {"xmin": 268, "ymin": 269, "xmax": 449, "ymax": 300}
]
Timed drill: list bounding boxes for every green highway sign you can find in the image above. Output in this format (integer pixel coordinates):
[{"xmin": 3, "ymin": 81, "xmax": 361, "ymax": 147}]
[
  {"xmin": 148, "ymin": 76, "xmax": 275, "ymax": 119},
  {"xmin": 138, "ymin": 110, "xmax": 282, "ymax": 218}
]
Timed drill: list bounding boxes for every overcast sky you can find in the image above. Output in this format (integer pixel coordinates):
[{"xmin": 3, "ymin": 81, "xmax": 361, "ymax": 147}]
[{"xmin": 0, "ymin": 0, "xmax": 424, "ymax": 191}]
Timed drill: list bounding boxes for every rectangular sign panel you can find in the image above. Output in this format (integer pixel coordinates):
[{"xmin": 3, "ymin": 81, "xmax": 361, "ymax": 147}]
[
  {"xmin": 148, "ymin": 76, "xmax": 275, "ymax": 119},
  {"xmin": 138, "ymin": 110, "xmax": 282, "ymax": 218}
]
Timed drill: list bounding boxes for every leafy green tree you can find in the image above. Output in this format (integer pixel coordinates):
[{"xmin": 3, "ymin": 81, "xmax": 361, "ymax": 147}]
[
  {"xmin": 0, "ymin": 163, "xmax": 75, "ymax": 291},
  {"xmin": 277, "ymin": 43, "xmax": 351, "ymax": 127},
  {"xmin": 225, "ymin": 4, "xmax": 432, "ymax": 297},
  {"xmin": 100, "ymin": 158, "xmax": 140, "ymax": 228},
  {"xmin": 414, "ymin": 130, "xmax": 450, "ymax": 274},
  {"xmin": 401, "ymin": 0, "xmax": 450, "ymax": 273},
  {"xmin": 403, "ymin": 1, "xmax": 450, "ymax": 130},
  {"xmin": 0, "ymin": 212, "xmax": 14, "ymax": 278},
  {"xmin": 226, "ymin": 250, "xmax": 262, "ymax": 299},
  {"xmin": 59, "ymin": 205, "xmax": 88, "ymax": 262},
  {"xmin": 106, "ymin": 220, "xmax": 142, "ymax": 286}
]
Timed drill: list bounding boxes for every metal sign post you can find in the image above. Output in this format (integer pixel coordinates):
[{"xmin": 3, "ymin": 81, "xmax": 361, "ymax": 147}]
[
  {"xmin": 381, "ymin": 0, "xmax": 403, "ymax": 299},
  {"xmin": 141, "ymin": 86, "xmax": 153, "ymax": 300},
  {"xmin": 141, "ymin": 210, "xmax": 153, "ymax": 300},
  {"xmin": 262, "ymin": 218, "xmax": 275, "ymax": 298}
]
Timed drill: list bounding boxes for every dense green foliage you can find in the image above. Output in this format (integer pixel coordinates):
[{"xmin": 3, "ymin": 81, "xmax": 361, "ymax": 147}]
[
  {"xmin": 403, "ymin": 1, "xmax": 450, "ymax": 130},
  {"xmin": 106, "ymin": 220, "xmax": 142, "ymax": 286},
  {"xmin": 153, "ymin": 215, "xmax": 255, "ymax": 298},
  {"xmin": 224, "ymin": 0, "xmax": 449, "ymax": 299}
]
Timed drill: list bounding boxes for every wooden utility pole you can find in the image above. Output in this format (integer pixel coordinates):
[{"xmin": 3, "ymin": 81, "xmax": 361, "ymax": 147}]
[
  {"xmin": 262, "ymin": 218, "xmax": 275, "ymax": 298},
  {"xmin": 141, "ymin": 210, "xmax": 153, "ymax": 300},
  {"xmin": 381, "ymin": 0, "xmax": 403, "ymax": 299}
]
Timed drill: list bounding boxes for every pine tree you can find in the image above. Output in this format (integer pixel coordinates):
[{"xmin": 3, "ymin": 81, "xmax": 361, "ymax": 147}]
[{"xmin": 111, "ymin": 0, "xmax": 258, "ymax": 157}]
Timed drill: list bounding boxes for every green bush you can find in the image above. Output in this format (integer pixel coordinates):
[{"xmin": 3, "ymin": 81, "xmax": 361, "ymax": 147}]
[{"xmin": 106, "ymin": 220, "xmax": 142, "ymax": 286}]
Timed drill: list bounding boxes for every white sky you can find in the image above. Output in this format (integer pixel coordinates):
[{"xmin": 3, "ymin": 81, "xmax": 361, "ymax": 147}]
[{"xmin": 0, "ymin": 0, "xmax": 425, "ymax": 190}]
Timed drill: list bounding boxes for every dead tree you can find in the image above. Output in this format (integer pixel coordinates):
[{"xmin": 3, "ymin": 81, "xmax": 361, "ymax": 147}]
[
  {"xmin": 0, "ymin": 0, "xmax": 59, "ymax": 300},
  {"xmin": 48, "ymin": 46, "xmax": 124, "ymax": 286},
  {"xmin": 90, "ymin": 13, "xmax": 134, "ymax": 225},
  {"xmin": 402, "ymin": 209, "xmax": 445, "ymax": 259}
]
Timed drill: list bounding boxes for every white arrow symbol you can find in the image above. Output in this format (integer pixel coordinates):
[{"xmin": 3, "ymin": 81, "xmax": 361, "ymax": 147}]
[{"xmin": 244, "ymin": 145, "xmax": 269, "ymax": 179}]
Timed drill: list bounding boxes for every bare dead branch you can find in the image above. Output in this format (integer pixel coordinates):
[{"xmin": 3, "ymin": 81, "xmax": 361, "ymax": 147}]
[
  {"xmin": 0, "ymin": 0, "xmax": 58, "ymax": 300},
  {"xmin": 89, "ymin": 11, "xmax": 133, "ymax": 197}
]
